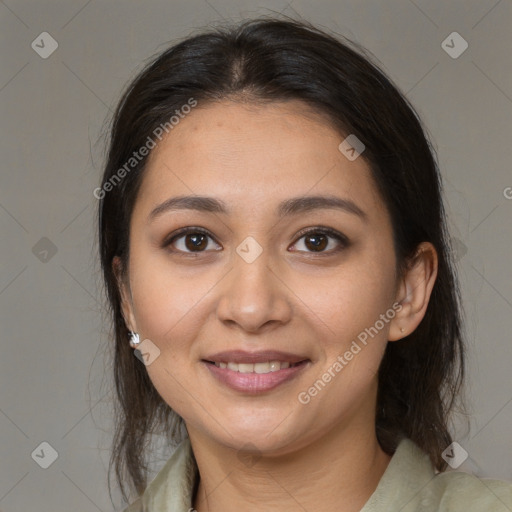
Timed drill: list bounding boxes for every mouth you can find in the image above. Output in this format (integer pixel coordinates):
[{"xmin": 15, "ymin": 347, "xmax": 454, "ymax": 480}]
[{"xmin": 201, "ymin": 350, "xmax": 311, "ymax": 394}]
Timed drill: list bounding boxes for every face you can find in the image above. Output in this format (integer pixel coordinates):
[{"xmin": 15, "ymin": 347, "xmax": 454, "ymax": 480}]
[{"xmin": 117, "ymin": 99, "xmax": 403, "ymax": 455}]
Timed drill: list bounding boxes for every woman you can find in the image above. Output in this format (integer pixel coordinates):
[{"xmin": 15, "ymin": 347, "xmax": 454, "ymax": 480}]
[{"xmin": 97, "ymin": 17, "xmax": 512, "ymax": 511}]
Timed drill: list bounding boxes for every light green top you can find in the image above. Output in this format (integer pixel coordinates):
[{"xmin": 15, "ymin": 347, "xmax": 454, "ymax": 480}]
[{"xmin": 124, "ymin": 437, "xmax": 512, "ymax": 511}]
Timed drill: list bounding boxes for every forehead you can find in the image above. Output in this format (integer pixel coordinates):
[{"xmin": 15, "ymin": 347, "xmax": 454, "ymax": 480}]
[{"xmin": 135, "ymin": 100, "xmax": 387, "ymax": 222}]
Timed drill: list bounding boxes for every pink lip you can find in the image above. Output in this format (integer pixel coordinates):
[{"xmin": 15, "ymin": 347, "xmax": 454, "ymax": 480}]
[{"xmin": 202, "ymin": 360, "xmax": 310, "ymax": 395}]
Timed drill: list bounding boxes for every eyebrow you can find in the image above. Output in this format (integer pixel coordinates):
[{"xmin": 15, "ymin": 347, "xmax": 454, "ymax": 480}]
[{"xmin": 147, "ymin": 194, "xmax": 367, "ymax": 223}]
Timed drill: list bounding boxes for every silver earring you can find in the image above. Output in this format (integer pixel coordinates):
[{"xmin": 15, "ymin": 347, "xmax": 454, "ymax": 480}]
[
  {"xmin": 129, "ymin": 331, "xmax": 140, "ymax": 348},
  {"xmin": 400, "ymin": 327, "xmax": 405, "ymax": 333}
]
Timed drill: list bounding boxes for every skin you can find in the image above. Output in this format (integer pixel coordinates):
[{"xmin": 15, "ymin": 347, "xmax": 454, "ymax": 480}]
[{"xmin": 114, "ymin": 99, "xmax": 438, "ymax": 512}]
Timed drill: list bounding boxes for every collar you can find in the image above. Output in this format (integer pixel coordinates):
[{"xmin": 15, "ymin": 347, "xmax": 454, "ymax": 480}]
[{"xmin": 125, "ymin": 436, "xmax": 435, "ymax": 511}]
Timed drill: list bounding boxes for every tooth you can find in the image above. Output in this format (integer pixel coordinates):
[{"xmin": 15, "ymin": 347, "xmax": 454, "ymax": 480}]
[
  {"xmin": 269, "ymin": 361, "xmax": 281, "ymax": 372},
  {"xmin": 254, "ymin": 362, "xmax": 271, "ymax": 374},
  {"xmin": 238, "ymin": 363, "xmax": 254, "ymax": 373},
  {"xmin": 221, "ymin": 361, "xmax": 295, "ymax": 373}
]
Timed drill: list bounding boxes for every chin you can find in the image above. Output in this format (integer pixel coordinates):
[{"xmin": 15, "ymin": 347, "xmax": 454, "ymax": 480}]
[{"xmin": 214, "ymin": 420, "xmax": 305, "ymax": 453}]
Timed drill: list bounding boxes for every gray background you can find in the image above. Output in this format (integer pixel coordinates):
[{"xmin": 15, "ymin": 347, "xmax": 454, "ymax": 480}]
[{"xmin": 1, "ymin": 0, "xmax": 511, "ymax": 510}]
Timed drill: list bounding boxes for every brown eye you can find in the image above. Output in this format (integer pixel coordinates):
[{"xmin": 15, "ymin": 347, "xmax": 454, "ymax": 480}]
[
  {"xmin": 184, "ymin": 233, "xmax": 208, "ymax": 251},
  {"xmin": 304, "ymin": 233, "xmax": 328, "ymax": 252},
  {"xmin": 291, "ymin": 228, "xmax": 349, "ymax": 254},
  {"xmin": 165, "ymin": 228, "xmax": 221, "ymax": 253}
]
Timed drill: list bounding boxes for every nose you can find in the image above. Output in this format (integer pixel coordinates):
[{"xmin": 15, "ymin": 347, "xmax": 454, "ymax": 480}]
[{"xmin": 215, "ymin": 246, "xmax": 293, "ymax": 333}]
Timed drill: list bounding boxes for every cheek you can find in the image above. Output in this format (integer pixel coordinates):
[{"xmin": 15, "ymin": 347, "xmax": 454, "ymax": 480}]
[
  {"xmin": 307, "ymin": 254, "xmax": 396, "ymax": 345},
  {"xmin": 299, "ymin": 246, "xmax": 397, "ymax": 405},
  {"xmin": 126, "ymin": 248, "xmax": 222, "ymax": 405},
  {"xmin": 128, "ymin": 248, "xmax": 214, "ymax": 343},
  {"xmin": 297, "ymin": 263, "xmax": 394, "ymax": 417}
]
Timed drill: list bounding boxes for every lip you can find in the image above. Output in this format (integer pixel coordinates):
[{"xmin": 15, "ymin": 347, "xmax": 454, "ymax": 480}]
[
  {"xmin": 203, "ymin": 349, "xmax": 307, "ymax": 364},
  {"xmin": 202, "ymin": 350, "xmax": 310, "ymax": 394}
]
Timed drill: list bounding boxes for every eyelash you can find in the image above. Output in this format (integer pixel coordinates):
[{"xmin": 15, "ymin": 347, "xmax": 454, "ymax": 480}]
[{"xmin": 163, "ymin": 226, "xmax": 349, "ymax": 255}]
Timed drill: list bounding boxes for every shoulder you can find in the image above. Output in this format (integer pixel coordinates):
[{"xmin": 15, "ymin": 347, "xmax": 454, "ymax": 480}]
[
  {"xmin": 363, "ymin": 438, "xmax": 512, "ymax": 512},
  {"xmin": 426, "ymin": 470, "xmax": 512, "ymax": 511}
]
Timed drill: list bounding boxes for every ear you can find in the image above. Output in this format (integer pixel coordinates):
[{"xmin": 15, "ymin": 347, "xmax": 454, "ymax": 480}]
[
  {"xmin": 112, "ymin": 255, "xmax": 138, "ymax": 333},
  {"xmin": 388, "ymin": 242, "xmax": 438, "ymax": 341}
]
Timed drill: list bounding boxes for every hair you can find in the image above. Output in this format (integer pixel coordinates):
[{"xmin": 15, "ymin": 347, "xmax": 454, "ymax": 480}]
[{"xmin": 96, "ymin": 15, "xmax": 466, "ymax": 503}]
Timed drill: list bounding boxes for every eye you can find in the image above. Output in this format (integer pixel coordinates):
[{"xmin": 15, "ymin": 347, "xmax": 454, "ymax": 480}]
[
  {"xmin": 164, "ymin": 227, "xmax": 221, "ymax": 253},
  {"xmin": 290, "ymin": 227, "xmax": 349, "ymax": 254},
  {"xmin": 163, "ymin": 226, "xmax": 348, "ymax": 255}
]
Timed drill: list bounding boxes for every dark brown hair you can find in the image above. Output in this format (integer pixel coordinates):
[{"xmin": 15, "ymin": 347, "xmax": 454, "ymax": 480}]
[{"xmin": 96, "ymin": 15, "xmax": 466, "ymax": 503}]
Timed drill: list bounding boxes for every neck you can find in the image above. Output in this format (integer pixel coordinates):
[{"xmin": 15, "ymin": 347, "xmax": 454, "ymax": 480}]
[{"xmin": 190, "ymin": 418, "xmax": 391, "ymax": 512}]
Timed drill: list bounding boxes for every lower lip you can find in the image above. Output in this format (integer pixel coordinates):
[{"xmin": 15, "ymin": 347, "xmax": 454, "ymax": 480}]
[{"xmin": 203, "ymin": 361, "xmax": 309, "ymax": 394}]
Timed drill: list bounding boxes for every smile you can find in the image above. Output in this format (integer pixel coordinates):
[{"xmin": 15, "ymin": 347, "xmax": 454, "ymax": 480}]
[{"xmin": 202, "ymin": 353, "xmax": 310, "ymax": 394}]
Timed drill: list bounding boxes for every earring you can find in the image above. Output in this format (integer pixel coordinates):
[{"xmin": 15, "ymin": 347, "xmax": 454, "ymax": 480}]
[
  {"xmin": 129, "ymin": 331, "xmax": 140, "ymax": 348},
  {"xmin": 400, "ymin": 328, "xmax": 405, "ymax": 333}
]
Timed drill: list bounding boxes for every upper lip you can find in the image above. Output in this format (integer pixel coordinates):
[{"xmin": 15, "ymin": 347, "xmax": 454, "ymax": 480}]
[{"xmin": 203, "ymin": 350, "xmax": 309, "ymax": 364}]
